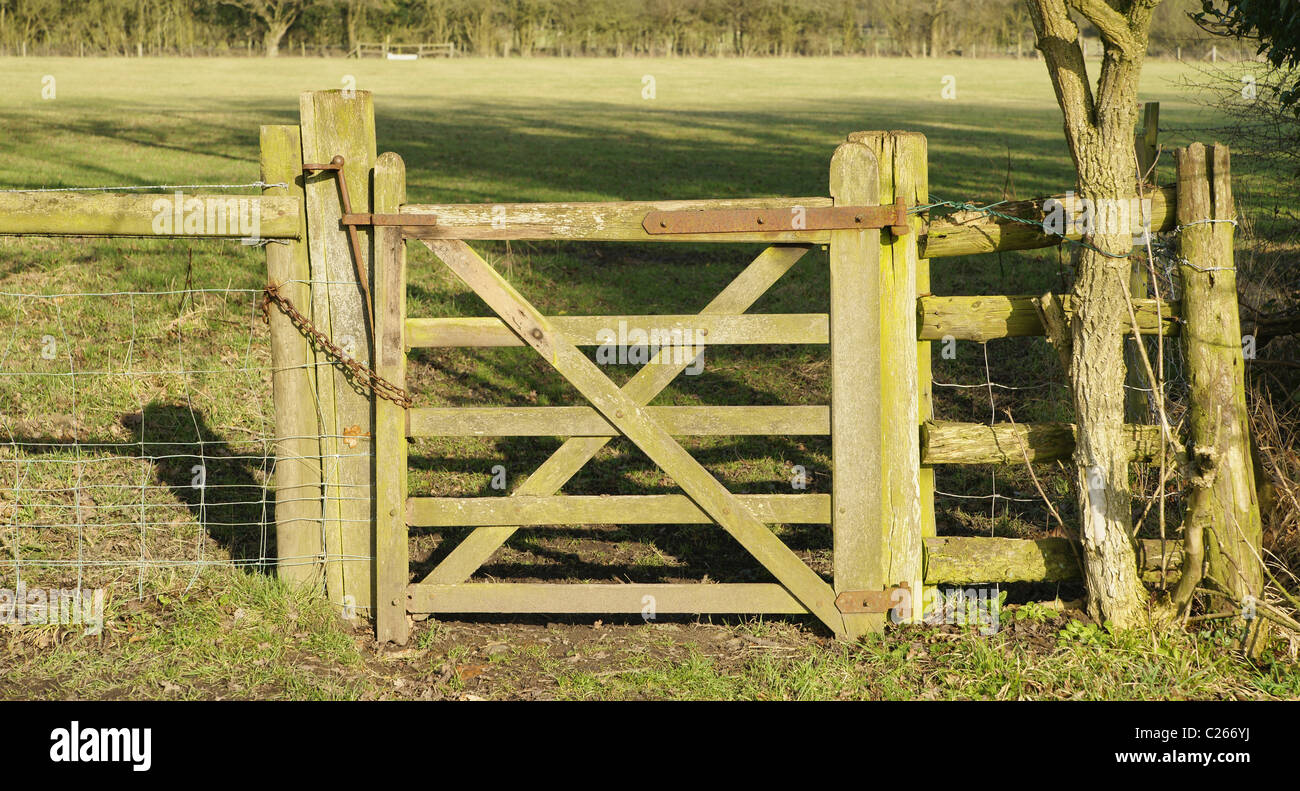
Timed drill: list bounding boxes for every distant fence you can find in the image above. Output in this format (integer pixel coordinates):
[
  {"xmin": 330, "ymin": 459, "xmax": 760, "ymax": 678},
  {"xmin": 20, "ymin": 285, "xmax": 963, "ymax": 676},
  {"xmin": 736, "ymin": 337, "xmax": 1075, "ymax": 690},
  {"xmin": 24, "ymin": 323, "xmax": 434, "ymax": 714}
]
[{"xmin": 350, "ymin": 42, "xmax": 455, "ymax": 59}]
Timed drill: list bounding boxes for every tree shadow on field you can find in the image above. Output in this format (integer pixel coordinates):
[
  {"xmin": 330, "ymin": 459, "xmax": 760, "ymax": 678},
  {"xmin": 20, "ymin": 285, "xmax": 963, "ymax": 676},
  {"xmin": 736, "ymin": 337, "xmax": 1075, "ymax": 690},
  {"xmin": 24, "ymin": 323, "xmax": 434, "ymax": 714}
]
[{"xmin": 119, "ymin": 401, "xmax": 273, "ymax": 572}]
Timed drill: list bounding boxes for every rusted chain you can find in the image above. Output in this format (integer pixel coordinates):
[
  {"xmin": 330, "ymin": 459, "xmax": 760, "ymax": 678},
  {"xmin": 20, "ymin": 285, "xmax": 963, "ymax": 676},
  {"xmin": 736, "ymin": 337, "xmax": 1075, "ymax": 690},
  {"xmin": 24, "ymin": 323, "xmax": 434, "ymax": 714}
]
[{"xmin": 261, "ymin": 282, "xmax": 412, "ymax": 409}]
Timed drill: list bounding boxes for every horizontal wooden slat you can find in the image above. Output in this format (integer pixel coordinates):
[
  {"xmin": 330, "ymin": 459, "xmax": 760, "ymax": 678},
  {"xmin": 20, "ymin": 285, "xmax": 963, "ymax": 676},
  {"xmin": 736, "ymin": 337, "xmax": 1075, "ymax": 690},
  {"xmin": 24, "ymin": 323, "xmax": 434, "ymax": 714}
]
[
  {"xmin": 918, "ymin": 294, "xmax": 1179, "ymax": 342},
  {"xmin": 919, "ymin": 185, "xmax": 1176, "ymax": 259},
  {"xmin": 399, "ymin": 198, "xmax": 834, "ymax": 242},
  {"xmin": 923, "ymin": 536, "xmax": 1182, "ymax": 584},
  {"xmin": 920, "ymin": 420, "xmax": 1177, "ymax": 466},
  {"xmin": 407, "ymin": 538, "xmax": 1183, "ymax": 613},
  {"xmin": 397, "ymin": 185, "xmax": 1174, "ymax": 256},
  {"xmin": 407, "ymin": 582, "xmax": 810, "ymax": 614},
  {"xmin": 0, "ymin": 192, "xmax": 301, "ymax": 238},
  {"xmin": 407, "ymin": 493, "xmax": 831, "ymax": 526},
  {"xmin": 406, "ymin": 313, "xmax": 828, "ymax": 347},
  {"xmin": 408, "ymin": 405, "xmax": 829, "ymax": 437}
]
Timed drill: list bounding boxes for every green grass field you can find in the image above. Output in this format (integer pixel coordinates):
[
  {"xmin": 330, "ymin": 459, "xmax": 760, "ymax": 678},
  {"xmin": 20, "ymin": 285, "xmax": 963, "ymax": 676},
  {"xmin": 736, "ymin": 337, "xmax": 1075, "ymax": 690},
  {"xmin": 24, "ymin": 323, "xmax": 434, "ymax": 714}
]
[{"xmin": 1, "ymin": 56, "xmax": 1296, "ymax": 700}]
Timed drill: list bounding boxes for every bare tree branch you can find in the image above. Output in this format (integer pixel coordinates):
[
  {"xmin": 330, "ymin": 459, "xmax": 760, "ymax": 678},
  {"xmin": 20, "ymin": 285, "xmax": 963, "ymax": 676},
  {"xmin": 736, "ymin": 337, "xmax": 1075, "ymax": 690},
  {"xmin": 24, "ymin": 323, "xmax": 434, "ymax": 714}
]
[
  {"xmin": 1025, "ymin": 0, "xmax": 1097, "ymax": 151},
  {"xmin": 1066, "ymin": 0, "xmax": 1137, "ymax": 55}
]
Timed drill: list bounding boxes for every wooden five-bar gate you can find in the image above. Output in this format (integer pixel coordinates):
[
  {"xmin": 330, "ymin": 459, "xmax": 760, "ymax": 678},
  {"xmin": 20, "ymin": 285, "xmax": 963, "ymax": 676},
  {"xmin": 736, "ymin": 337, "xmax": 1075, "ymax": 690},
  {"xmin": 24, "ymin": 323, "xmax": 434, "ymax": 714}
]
[
  {"xmin": 263, "ymin": 93, "xmax": 943, "ymax": 642},
  {"xmin": 363, "ymin": 130, "xmax": 933, "ymax": 643}
]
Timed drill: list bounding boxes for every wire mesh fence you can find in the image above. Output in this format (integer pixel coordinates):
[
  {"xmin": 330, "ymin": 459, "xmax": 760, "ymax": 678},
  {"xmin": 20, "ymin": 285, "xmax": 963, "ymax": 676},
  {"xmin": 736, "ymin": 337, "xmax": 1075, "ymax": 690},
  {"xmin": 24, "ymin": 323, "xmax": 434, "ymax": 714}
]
[{"xmin": 0, "ymin": 275, "xmax": 282, "ymax": 598}]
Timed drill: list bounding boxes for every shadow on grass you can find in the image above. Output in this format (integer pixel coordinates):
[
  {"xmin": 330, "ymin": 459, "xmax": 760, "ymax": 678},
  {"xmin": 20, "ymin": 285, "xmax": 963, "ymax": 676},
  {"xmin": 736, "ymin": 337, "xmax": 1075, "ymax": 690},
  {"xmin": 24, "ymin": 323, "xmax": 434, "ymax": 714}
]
[{"xmin": 117, "ymin": 401, "xmax": 274, "ymax": 570}]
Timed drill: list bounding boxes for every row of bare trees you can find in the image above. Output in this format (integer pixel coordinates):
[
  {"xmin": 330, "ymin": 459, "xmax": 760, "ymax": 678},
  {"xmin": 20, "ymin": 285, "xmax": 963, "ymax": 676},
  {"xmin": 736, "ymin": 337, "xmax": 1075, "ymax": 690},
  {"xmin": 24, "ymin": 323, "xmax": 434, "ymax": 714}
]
[{"xmin": 0, "ymin": 0, "xmax": 1219, "ymax": 58}]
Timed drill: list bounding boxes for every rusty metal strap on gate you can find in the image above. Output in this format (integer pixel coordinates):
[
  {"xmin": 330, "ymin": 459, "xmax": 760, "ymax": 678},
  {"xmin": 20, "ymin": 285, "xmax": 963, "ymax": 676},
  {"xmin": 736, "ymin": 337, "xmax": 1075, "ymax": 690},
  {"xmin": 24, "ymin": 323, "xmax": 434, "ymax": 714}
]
[
  {"xmin": 262, "ymin": 282, "xmax": 413, "ymax": 409},
  {"xmin": 642, "ymin": 198, "xmax": 910, "ymax": 236},
  {"xmin": 834, "ymin": 582, "xmax": 910, "ymax": 614}
]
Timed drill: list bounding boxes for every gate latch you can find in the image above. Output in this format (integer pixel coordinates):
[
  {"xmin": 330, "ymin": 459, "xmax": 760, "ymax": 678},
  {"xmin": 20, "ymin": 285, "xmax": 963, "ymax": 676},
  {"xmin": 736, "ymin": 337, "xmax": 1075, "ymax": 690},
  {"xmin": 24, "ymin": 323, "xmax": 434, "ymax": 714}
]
[{"xmin": 835, "ymin": 582, "xmax": 910, "ymax": 614}]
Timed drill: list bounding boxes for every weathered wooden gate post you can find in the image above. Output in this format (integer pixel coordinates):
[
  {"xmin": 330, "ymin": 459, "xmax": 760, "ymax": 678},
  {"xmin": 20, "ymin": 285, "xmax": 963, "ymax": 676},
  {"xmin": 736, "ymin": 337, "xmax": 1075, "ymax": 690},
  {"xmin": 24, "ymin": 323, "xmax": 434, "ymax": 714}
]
[
  {"xmin": 299, "ymin": 90, "xmax": 379, "ymax": 615},
  {"xmin": 262, "ymin": 125, "xmax": 325, "ymax": 589},
  {"xmin": 831, "ymin": 132, "xmax": 928, "ymax": 636},
  {"xmin": 829, "ymin": 139, "xmax": 883, "ymax": 638},
  {"xmin": 373, "ymin": 152, "xmax": 409, "ymax": 644},
  {"xmin": 856, "ymin": 131, "xmax": 929, "ymax": 627},
  {"xmin": 1174, "ymin": 143, "xmax": 1264, "ymax": 637}
]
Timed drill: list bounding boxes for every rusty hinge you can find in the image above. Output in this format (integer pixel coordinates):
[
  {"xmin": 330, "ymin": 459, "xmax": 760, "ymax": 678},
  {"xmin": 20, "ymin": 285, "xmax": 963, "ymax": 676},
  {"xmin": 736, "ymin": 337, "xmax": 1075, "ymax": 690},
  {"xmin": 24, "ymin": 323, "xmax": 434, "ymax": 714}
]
[
  {"xmin": 643, "ymin": 198, "xmax": 909, "ymax": 236},
  {"xmin": 835, "ymin": 582, "xmax": 910, "ymax": 614}
]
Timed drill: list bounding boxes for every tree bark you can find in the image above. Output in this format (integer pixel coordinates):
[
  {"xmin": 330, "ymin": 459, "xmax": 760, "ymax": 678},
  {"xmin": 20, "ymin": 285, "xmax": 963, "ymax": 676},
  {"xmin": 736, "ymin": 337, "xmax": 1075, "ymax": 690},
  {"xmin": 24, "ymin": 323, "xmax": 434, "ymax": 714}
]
[{"xmin": 1026, "ymin": 0, "xmax": 1161, "ymax": 628}]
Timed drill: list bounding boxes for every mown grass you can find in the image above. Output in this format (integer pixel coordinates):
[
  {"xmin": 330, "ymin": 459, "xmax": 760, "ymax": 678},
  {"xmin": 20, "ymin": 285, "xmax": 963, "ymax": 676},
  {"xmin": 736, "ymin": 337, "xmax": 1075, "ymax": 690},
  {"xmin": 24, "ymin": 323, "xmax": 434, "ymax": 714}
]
[{"xmin": 0, "ymin": 55, "xmax": 1294, "ymax": 698}]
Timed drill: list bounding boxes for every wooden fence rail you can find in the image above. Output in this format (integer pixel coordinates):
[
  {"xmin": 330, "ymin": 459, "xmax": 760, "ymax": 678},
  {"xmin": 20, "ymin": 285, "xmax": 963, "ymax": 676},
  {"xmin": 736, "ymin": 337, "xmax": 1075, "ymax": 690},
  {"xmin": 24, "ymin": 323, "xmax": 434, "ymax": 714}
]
[{"xmin": 0, "ymin": 192, "xmax": 300, "ymax": 237}]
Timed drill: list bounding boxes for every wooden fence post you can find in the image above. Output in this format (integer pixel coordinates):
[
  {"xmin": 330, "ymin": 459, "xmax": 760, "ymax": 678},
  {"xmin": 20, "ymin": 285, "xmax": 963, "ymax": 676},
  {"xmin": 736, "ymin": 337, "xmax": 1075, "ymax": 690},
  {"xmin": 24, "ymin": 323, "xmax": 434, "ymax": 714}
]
[
  {"xmin": 373, "ymin": 152, "xmax": 409, "ymax": 644},
  {"xmin": 829, "ymin": 140, "xmax": 884, "ymax": 638},
  {"xmin": 902, "ymin": 135, "xmax": 935, "ymax": 619},
  {"xmin": 846, "ymin": 131, "xmax": 927, "ymax": 630},
  {"xmin": 1175, "ymin": 142, "xmax": 1265, "ymax": 636},
  {"xmin": 299, "ymin": 90, "xmax": 378, "ymax": 616},
  {"xmin": 1126, "ymin": 102, "xmax": 1160, "ymax": 423},
  {"xmin": 260, "ymin": 125, "xmax": 325, "ymax": 590},
  {"xmin": 865, "ymin": 131, "xmax": 927, "ymax": 624}
]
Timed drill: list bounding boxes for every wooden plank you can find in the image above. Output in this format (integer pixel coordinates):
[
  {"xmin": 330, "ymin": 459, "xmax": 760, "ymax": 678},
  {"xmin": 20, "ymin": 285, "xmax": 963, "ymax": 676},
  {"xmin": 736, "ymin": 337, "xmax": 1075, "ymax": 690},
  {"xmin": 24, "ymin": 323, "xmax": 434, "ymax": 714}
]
[
  {"xmin": 422, "ymin": 239, "xmax": 845, "ymax": 635},
  {"xmin": 408, "ymin": 405, "xmax": 829, "ymax": 437},
  {"xmin": 923, "ymin": 536, "xmax": 1181, "ymax": 585},
  {"xmin": 918, "ymin": 294, "xmax": 1178, "ymax": 342},
  {"xmin": 260, "ymin": 125, "xmax": 324, "ymax": 591},
  {"xmin": 0, "ymin": 192, "xmax": 300, "ymax": 237},
  {"xmin": 299, "ymin": 89, "xmax": 378, "ymax": 615},
  {"xmin": 408, "ymin": 494, "xmax": 832, "ymax": 526},
  {"xmin": 421, "ymin": 244, "xmax": 812, "ymax": 587},
  {"xmin": 853, "ymin": 130, "xmax": 925, "ymax": 631},
  {"xmin": 406, "ymin": 313, "xmax": 828, "ymax": 348},
  {"xmin": 827, "ymin": 139, "xmax": 883, "ymax": 639},
  {"xmin": 397, "ymin": 197, "xmax": 834, "ymax": 242},
  {"xmin": 918, "ymin": 185, "xmax": 1176, "ymax": 259},
  {"xmin": 920, "ymin": 420, "xmax": 1174, "ymax": 466},
  {"xmin": 373, "ymin": 151, "xmax": 409, "ymax": 644},
  {"xmin": 408, "ymin": 583, "xmax": 809, "ymax": 614}
]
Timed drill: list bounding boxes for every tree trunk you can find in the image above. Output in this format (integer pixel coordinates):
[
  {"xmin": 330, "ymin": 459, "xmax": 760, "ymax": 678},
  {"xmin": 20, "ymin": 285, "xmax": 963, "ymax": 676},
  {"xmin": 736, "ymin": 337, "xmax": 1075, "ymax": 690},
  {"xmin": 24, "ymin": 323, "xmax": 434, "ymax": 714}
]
[
  {"xmin": 1027, "ymin": 0, "xmax": 1158, "ymax": 628},
  {"xmin": 264, "ymin": 22, "xmax": 289, "ymax": 57}
]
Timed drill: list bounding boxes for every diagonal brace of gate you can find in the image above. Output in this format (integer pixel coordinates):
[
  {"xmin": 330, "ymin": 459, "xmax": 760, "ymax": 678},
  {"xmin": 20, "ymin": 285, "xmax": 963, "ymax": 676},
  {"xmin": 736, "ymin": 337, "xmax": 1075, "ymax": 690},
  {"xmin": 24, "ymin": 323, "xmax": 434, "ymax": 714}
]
[
  {"xmin": 422, "ymin": 239, "xmax": 844, "ymax": 633},
  {"xmin": 421, "ymin": 243, "xmax": 810, "ymax": 585}
]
